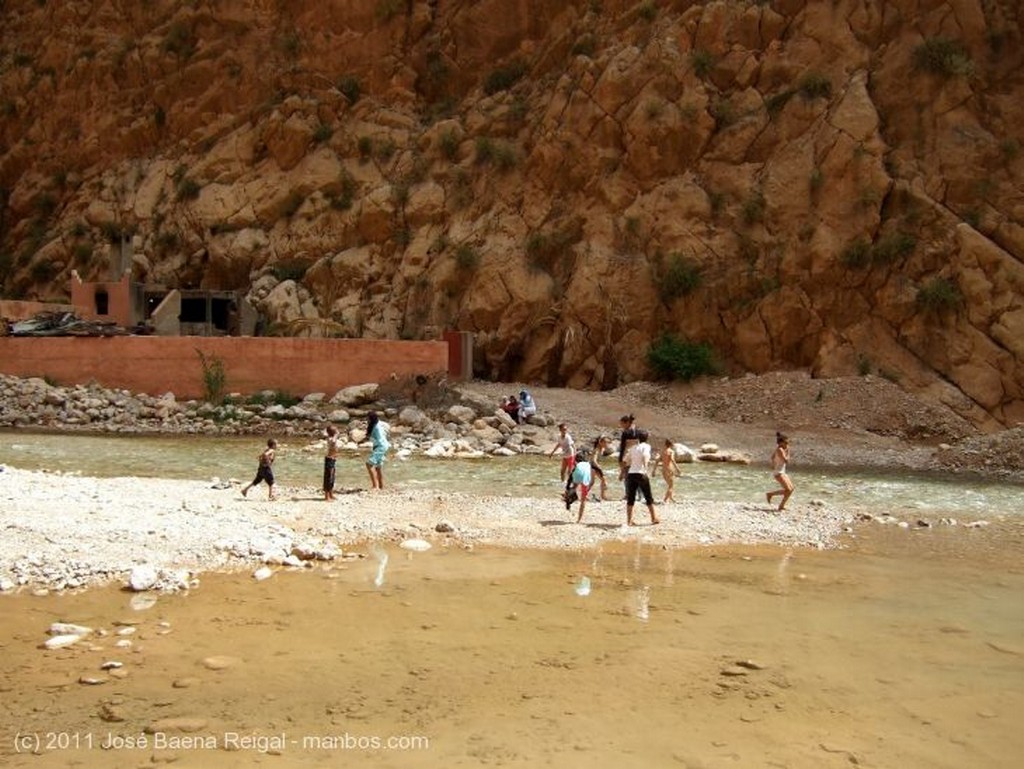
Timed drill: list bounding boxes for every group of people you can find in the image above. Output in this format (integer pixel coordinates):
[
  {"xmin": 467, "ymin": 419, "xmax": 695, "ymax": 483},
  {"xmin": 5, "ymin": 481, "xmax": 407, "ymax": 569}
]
[
  {"xmin": 554, "ymin": 416, "xmax": 795, "ymax": 526},
  {"xmin": 241, "ymin": 412, "xmax": 391, "ymax": 501},
  {"xmin": 500, "ymin": 389, "xmax": 538, "ymax": 424},
  {"xmin": 239, "ymin": 399, "xmax": 796, "ymax": 527}
]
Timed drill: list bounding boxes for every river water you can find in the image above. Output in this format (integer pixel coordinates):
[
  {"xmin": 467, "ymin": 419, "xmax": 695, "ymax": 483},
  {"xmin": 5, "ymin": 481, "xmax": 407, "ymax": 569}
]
[
  {"xmin": 1, "ymin": 432, "xmax": 1022, "ymax": 768},
  {"xmin": 3, "ymin": 430, "xmax": 1023, "ymax": 516}
]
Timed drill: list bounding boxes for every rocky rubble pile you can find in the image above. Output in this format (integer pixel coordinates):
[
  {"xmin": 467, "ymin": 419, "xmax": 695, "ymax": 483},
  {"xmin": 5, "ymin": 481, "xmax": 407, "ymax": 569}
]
[
  {"xmin": 932, "ymin": 428, "xmax": 1024, "ymax": 478},
  {"xmin": 615, "ymin": 372, "xmax": 978, "ymax": 444},
  {"xmin": 0, "ymin": 374, "xmax": 568, "ymax": 456}
]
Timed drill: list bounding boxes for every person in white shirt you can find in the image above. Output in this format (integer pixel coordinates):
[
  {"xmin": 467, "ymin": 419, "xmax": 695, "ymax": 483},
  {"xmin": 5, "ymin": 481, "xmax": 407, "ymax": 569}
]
[
  {"xmin": 548, "ymin": 422, "xmax": 576, "ymax": 482},
  {"xmin": 625, "ymin": 430, "xmax": 659, "ymax": 526}
]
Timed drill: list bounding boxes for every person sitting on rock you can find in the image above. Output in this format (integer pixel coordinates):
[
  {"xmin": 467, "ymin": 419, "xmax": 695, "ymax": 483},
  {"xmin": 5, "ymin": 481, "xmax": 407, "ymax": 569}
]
[
  {"xmin": 518, "ymin": 389, "xmax": 537, "ymax": 423},
  {"xmin": 501, "ymin": 394, "xmax": 520, "ymax": 424}
]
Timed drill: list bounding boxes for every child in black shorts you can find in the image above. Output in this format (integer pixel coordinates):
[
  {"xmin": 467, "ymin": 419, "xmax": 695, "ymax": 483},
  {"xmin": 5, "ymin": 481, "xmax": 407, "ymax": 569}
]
[{"xmin": 242, "ymin": 438, "xmax": 277, "ymax": 500}]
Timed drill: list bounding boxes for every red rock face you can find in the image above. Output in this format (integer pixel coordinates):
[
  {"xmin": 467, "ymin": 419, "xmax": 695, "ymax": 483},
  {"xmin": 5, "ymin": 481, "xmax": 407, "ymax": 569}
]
[{"xmin": 1, "ymin": 0, "xmax": 1021, "ymax": 427}]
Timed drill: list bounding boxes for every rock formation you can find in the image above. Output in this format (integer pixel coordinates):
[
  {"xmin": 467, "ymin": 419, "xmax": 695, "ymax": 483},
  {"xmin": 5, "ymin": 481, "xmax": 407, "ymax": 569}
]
[{"xmin": 1, "ymin": 0, "xmax": 1021, "ymax": 428}]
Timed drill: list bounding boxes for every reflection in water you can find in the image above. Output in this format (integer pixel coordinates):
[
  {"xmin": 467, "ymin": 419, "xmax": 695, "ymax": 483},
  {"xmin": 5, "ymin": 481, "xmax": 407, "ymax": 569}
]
[
  {"xmin": 371, "ymin": 545, "xmax": 389, "ymax": 589},
  {"xmin": 0, "ymin": 534, "xmax": 1022, "ymax": 768}
]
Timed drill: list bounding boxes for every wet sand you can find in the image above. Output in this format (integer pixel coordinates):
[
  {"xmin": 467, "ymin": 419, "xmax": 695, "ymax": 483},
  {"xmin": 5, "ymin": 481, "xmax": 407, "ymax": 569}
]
[{"xmin": 2, "ymin": 524, "xmax": 1022, "ymax": 769}]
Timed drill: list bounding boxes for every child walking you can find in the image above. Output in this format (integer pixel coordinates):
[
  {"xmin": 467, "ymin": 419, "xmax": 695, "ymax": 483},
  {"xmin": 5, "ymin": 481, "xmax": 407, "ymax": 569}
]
[
  {"xmin": 652, "ymin": 439, "xmax": 682, "ymax": 503},
  {"xmin": 766, "ymin": 432, "xmax": 794, "ymax": 511},
  {"xmin": 549, "ymin": 423, "xmax": 576, "ymax": 483},
  {"xmin": 323, "ymin": 425, "xmax": 340, "ymax": 501},
  {"xmin": 242, "ymin": 438, "xmax": 277, "ymax": 500},
  {"xmin": 365, "ymin": 411, "xmax": 390, "ymax": 490},
  {"xmin": 625, "ymin": 430, "xmax": 659, "ymax": 526}
]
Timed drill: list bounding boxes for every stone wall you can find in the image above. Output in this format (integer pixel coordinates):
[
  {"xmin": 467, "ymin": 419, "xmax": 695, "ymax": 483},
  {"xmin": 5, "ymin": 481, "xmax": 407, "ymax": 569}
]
[{"xmin": 0, "ymin": 337, "xmax": 449, "ymax": 399}]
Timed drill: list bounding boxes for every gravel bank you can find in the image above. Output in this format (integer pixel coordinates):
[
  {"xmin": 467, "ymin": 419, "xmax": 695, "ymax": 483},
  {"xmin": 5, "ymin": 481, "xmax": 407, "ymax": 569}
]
[{"xmin": 0, "ymin": 466, "xmax": 851, "ymax": 592}]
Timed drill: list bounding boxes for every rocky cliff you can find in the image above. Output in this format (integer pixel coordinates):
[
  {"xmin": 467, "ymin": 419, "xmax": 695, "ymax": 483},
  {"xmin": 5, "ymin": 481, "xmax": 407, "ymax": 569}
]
[{"xmin": 1, "ymin": 0, "xmax": 1021, "ymax": 429}]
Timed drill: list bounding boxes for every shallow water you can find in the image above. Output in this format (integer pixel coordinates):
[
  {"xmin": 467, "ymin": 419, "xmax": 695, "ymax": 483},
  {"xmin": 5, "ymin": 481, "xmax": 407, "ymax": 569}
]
[
  {"xmin": 2, "ymin": 430, "xmax": 1022, "ymax": 518},
  {"xmin": 1, "ymin": 530, "xmax": 1022, "ymax": 768}
]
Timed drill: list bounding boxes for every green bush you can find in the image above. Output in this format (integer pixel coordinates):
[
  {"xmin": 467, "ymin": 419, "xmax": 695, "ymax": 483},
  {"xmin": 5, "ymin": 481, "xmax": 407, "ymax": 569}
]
[
  {"xmin": 439, "ymin": 129, "xmax": 459, "ymax": 160},
  {"xmin": 841, "ymin": 231, "xmax": 915, "ymax": 268},
  {"xmin": 571, "ymin": 34, "xmax": 597, "ymax": 58},
  {"xmin": 799, "ymin": 72, "xmax": 832, "ymax": 100},
  {"xmin": 357, "ymin": 135, "xmax": 373, "ymax": 159},
  {"xmin": 281, "ymin": 191, "xmax": 304, "ymax": 218},
  {"xmin": 709, "ymin": 98, "xmax": 736, "ymax": 129},
  {"xmin": 647, "ymin": 334, "xmax": 716, "ymax": 382},
  {"xmin": 483, "ymin": 59, "xmax": 527, "ymax": 96},
  {"xmin": 691, "ymin": 49, "xmax": 715, "ymax": 79},
  {"xmin": 916, "ymin": 277, "xmax": 962, "ymax": 312},
  {"xmin": 313, "ymin": 123, "xmax": 333, "ymax": 143},
  {"xmin": 741, "ymin": 192, "xmax": 765, "ymax": 226},
  {"xmin": 175, "ymin": 177, "xmax": 201, "ymax": 202},
  {"xmin": 871, "ymin": 231, "xmax": 916, "ymax": 264},
  {"xmin": 454, "ymin": 243, "xmax": 481, "ymax": 271},
  {"xmin": 271, "ymin": 259, "xmax": 309, "ymax": 282},
  {"xmin": 163, "ymin": 21, "xmax": 196, "ymax": 59},
  {"xmin": 476, "ymin": 137, "xmax": 517, "ymax": 168},
  {"xmin": 338, "ymin": 75, "xmax": 361, "ymax": 103},
  {"xmin": 766, "ymin": 89, "xmax": 795, "ymax": 115},
  {"xmin": 659, "ymin": 253, "xmax": 702, "ymax": 303},
  {"xmin": 840, "ymin": 239, "xmax": 871, "ymax": 268},
  {"xmin": 912, "ymin": 37, "xmax": 974, "ymax": 77},
  {"xmin": 525, "ymin": 226, "xmax": 578, "ymax": 272},
  {"xmin": 328, "ymin": 170, "xmax": 357, "ymax": 210},
  {"xmin": 196, "ymin": 350, "xmax": 226, "ymax": 404}
]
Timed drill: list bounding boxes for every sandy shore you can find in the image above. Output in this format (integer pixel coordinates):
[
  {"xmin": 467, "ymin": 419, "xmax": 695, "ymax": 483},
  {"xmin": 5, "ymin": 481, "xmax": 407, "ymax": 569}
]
[{"xmin": 0, "ymin": 465, "xmax": 851, "ymax": 591}]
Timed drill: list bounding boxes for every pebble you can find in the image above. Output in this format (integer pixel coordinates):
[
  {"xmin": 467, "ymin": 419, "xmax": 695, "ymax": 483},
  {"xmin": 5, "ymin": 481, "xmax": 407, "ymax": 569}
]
[
  {"xmin": 144, "ymin": 717, "xmax": 208, "ymax": 734},
  {"xmin": 43, "ymin": 634, "xmax": 83, "ymax": 649},
  {"xmin": 49, "ymin": 622, "xmax": 92, "ymax": 636},
  {"xmin": 202, "ymin": 655, "xmax": 241, "ymax": 670}
]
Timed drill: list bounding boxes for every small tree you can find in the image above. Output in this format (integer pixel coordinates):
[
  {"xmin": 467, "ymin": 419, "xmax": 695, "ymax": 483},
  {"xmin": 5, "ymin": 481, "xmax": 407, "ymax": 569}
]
[{"xmin": 196, "ymin": 350, "xmax": 226, "ymax": 404}]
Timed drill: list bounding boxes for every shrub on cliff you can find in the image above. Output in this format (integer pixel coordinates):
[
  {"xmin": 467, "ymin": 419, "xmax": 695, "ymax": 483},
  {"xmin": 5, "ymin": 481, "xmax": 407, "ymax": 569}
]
[
  {"xmin": 647, "ymin": 334, "xmax": 716, "ymax": 382},
  {"xmin": 913, "ymin": 38, "xmax": 974, "ymax": 78}
]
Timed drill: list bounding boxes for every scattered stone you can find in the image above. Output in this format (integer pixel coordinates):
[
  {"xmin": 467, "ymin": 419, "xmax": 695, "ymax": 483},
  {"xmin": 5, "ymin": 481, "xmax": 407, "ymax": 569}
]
[
  {"xmin": 128, "ymin": 565, "xmax": 159, "ymax": 592},
  {"xmin": 144, "ymin": 717, "xmax": 209, "ymax": 734},
  {"xmin": 100, "ymin": 661, "xmax": 124, "ymax": 670},
  {"xmin": 435, "ymin": 520, "xmax": 455, "ymax": 534},
  {"xmin": 202, "ymin": 655, "xmax": 242, "ymax": 670},
  {"xmin": 79, "ymin": 675, "xmax": 108, "ymax": 685},
  {"xmin": 43, "ymin": 634, "xmax": 84, "ymax": 649},
  {"xmin": 49, "ymin": 622, "xmax": 92, "ymax": 636},
  {"xmin": 252, "ymin": 566, "xmax": 273, "ymax": 581},
  {"xmin": 98, "ymin": 702, "xmax": 126, "ymax": 722},
  {"xmin": 735, "ymin": 659, "xmax": 767, "ymax": 671},
  {"xmin": 399, "ymin": 538, "xmax": 432, "ymax": 552}
]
